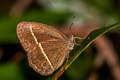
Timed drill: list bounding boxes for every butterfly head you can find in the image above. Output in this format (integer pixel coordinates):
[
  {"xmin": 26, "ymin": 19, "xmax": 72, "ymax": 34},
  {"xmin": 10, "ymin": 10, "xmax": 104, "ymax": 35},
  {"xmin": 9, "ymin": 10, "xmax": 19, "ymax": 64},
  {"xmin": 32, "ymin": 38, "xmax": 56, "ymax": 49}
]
[{"xmin": 66, "ymin": 35, "xmax": 75, "ymax": 50}]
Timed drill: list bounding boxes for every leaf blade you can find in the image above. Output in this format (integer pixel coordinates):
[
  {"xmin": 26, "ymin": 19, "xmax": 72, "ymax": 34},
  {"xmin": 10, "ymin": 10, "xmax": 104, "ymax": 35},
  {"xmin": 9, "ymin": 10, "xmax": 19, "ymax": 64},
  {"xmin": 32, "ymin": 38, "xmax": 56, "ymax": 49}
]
[{"xmin": 48, "ymin": 23, "xmax": 120, "ymax": 80}]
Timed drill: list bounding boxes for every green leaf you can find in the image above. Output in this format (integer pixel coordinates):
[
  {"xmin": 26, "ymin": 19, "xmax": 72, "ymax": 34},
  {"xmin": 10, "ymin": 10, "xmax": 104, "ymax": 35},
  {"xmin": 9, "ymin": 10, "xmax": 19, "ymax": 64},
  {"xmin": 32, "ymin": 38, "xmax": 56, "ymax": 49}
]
[
  {"xmin": 0, "ymin": 62, "xmax": 25, "ymax": 80},
  {"xmin": 48, "ymin": 23, "xmax": 120, "ymax": 80}
]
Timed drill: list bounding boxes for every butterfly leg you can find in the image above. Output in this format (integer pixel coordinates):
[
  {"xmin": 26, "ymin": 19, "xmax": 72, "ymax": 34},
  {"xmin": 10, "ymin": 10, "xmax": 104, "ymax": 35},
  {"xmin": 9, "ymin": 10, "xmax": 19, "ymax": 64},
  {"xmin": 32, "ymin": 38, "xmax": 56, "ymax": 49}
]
[{"xmin": 74, "ymin": 37, "xmax": 84, "ymax": 45}]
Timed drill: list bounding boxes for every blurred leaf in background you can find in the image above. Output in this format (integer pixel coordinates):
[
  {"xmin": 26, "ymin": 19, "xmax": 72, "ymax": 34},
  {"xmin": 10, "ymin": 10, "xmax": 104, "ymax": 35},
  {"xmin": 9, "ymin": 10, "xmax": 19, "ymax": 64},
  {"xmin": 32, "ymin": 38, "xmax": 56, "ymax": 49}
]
[{"xmin": 0, "ymin": 62, "xmax": 24, "ymax": 80}]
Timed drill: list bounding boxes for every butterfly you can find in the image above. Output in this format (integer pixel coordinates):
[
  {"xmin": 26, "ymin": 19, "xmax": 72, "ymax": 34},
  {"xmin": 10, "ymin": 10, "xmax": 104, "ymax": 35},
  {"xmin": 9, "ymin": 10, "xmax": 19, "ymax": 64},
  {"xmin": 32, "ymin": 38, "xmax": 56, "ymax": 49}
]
[{"xmin": 17, "ymin": 22, "xmax": 74, "ymax": 75}]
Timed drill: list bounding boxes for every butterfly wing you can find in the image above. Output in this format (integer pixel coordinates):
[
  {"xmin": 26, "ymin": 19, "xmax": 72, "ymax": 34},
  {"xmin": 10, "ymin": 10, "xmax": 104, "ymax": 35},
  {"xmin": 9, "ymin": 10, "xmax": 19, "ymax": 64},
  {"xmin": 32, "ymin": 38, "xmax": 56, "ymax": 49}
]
[{"xmin": 17, "ymin": 22, "xmax": 74, "ymax": 75}]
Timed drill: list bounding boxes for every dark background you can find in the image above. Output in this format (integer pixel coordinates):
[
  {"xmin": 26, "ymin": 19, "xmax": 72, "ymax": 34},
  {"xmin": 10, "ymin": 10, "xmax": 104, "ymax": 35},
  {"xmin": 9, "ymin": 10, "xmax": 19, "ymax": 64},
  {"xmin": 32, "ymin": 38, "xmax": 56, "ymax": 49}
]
[{"xmin": 0, "ymin": 0, "xmax": 120, "ymax": 80}]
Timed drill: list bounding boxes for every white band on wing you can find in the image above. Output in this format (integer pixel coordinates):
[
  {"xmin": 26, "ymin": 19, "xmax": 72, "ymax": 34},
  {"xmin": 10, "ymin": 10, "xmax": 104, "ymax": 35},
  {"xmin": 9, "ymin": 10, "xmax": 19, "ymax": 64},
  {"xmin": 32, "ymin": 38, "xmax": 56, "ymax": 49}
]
[{"xmin": 29, "ymin": 25, "xmax": 54, "ymax": 70}]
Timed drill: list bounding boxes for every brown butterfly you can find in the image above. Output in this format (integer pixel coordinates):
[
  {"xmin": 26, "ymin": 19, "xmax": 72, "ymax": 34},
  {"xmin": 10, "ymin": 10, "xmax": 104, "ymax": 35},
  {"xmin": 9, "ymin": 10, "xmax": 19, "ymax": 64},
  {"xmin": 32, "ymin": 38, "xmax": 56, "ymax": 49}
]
[{"xmin": 17, "ymin": 22, "xmax": 74, "ymax": 76}]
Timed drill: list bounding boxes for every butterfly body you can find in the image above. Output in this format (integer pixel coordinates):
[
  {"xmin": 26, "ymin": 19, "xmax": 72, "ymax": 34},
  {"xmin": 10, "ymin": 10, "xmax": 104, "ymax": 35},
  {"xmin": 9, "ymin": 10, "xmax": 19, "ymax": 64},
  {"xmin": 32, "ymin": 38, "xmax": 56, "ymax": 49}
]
[{"xmin": 17, "ymin": 22, "xmax": 74, "ymax": 75}]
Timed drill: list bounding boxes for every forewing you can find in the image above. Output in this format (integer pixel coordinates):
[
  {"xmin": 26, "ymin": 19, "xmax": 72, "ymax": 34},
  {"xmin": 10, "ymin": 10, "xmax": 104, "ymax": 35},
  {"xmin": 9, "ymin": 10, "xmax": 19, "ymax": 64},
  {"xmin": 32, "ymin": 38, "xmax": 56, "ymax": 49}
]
[{"xmin": 28, "ymin": 22, "xmax": 68, "ymax": 42}]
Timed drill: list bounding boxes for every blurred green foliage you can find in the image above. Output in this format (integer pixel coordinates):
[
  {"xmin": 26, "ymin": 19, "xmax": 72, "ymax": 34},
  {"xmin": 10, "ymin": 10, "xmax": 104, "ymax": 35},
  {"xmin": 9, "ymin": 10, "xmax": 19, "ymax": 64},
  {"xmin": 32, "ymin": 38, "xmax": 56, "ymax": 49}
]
[
  {"xmin": 65, "ymin": 53, "xmax": 93, "ymax": 80},
  {"xmin": 0, "ymin": 10, "xmax": 72, "ymax": 43},
  {"xmin": 0, "ymin": 62, "xmax": 24, "ymax": 80}
]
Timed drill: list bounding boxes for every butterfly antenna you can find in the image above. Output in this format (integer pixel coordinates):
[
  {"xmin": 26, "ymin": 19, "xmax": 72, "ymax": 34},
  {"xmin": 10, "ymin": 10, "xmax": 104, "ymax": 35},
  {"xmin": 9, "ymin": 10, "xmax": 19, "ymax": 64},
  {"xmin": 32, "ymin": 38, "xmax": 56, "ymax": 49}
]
[{"xmin": 69, "ymin": 16, "xmax": 75, "ymax": 33}]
